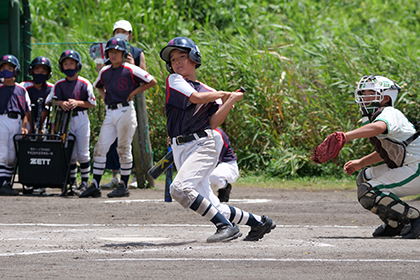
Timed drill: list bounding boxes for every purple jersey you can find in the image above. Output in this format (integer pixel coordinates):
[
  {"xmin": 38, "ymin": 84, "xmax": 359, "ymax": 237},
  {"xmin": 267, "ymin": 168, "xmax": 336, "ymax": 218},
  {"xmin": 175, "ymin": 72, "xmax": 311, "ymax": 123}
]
[
  {"xmin": 0, "ymin": 83, "xmax": 31, "ymax": 117},
  {"xmin": 21, "ymin": 81, "xmax": 53, "ymax": 119},
  {"xmin": 47, "ymin": 76, "xmax": 96, "ymax": 111},
  {"xmin": 93, "ymin": 62, "xmax": 154, "ymax": 105},
  {"xmin": 165, "ymin": 74, "xmax": 220, "ymax": 137},
  {"xmin": 214, "ymin": 127, "xmax": 237, "ymax": 163}
]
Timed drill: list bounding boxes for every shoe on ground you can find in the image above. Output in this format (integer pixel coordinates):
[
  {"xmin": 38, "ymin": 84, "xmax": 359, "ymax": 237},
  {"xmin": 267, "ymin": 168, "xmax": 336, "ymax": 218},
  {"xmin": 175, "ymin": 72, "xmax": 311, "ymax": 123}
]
[
  {"xmin": 66, "ymin": 183, "xmax": 78, "ymax": 196},
  {"xmin": 0, "ymin": 183, "xmax": 19, "ymax": 196},
  {"xmin": 107, "ymin": 182, "xmax": 130, "ymax": 198},
  {"xmin": 372, "ymin": 223, "xmax": 404, "ymax": 237},
  {"xmin": 206, "ymin": 223, "xmax": 242, "ymax": 243},
  {"xmin": 129, "ymin": 179, "xmax": 138, "ymax": 189},
  {"xmin": 101, "ymin": 177, "xmax": 119, "ymax": 189},
  {"xmin": 244, "ymin": 215, "xmax": 276, "ymax": 241},
  {"xmin": 402, "ymin": 218, "xmax": 420, "ymax": 239},
  {"xmin": 74, "ymin": 182, "xmax": 88, "ymax": 196},
  {"xmin": 218, "ymin": 183, "xmax": 232, "ymax": 203},
  {"xmin": 79, "ymin": 183, "xmax": 102, "ymax": 198}
]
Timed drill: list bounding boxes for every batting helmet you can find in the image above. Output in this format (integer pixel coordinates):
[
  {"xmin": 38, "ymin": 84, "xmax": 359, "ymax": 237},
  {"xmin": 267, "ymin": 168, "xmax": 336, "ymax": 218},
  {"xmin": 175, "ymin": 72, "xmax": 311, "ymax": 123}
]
[
  {"xmin": 0, "ymin": 54, "xmax": 21, "ymax": 77},
  {"xmin": 159, "ymin": 37, "xmax": 201, "ymax": 73},
  {"xmin": 29, "ymin": 56, "xmax": 52, "ymax": 79},
  {"xmin": 104, "ymin": 37, "xmax": 128, "ymax": 59},
  {"xmin": 59, "ymin": 50, "xmax": 82, "ymax": 72}
]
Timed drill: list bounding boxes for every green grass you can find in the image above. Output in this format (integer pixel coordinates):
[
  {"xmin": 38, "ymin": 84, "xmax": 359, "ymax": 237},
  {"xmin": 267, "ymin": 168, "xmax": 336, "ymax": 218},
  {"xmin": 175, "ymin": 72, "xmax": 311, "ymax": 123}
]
[{"xmin": 27, "ymin": 0, "xmax": 420, "ymax": 178}]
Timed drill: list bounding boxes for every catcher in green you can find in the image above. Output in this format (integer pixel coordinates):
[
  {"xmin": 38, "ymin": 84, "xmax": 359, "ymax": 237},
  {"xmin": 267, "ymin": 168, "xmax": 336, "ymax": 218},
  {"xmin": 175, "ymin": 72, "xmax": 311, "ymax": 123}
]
[{"xmin": 312, "ymin": 75, "xmax": 420, "ymax": 239}]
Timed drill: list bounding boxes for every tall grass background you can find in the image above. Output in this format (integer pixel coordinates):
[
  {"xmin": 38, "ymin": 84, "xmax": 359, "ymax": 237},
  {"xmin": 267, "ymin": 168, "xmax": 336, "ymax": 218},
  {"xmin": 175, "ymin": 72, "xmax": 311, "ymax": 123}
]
[{"xmin": 28, "ymin": 0, "xmax": 420, "ymax": 179}]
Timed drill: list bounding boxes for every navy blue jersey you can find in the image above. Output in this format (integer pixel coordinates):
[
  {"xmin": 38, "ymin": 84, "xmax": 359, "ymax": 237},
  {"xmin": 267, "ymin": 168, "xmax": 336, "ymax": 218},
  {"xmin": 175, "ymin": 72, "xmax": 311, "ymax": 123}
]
[
  {"xmin": 93, "ymin": 62, "xmax": 154, "ymax": 105},
  {"xmin": 48, "ymin": 77, "xmax": 96, "ymax": 112},
  {"xmin": 105, "ymin": 45, "xmax": 143, "ymax": 67},
  {"xmin": 165, "ymin": 74, "xmax": 220, "ymax": 137},
  {"xmin": 21, "ymin": 81, "xmax": 53, "ymax": 119},
  {"xmin": 0, "ymin": 83, "xmax": 31, "ymax": 117},
  {"xmin": 214, "ymin": 127, "xmax": 237, "ymax": 163}
]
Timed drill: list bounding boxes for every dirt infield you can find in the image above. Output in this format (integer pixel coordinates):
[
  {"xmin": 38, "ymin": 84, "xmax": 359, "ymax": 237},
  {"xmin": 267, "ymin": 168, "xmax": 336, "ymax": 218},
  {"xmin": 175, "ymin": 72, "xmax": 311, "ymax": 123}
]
[{"xmin": 1, "ymin": 183, "xmax": 420, "ymax": 279}]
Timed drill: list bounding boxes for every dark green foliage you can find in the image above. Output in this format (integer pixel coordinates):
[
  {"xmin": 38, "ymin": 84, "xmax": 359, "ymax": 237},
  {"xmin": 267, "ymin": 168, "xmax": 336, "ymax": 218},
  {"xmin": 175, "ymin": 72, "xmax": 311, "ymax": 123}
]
[{"xmin": 29, "ymin": 0, "xmax": 420, "ymax": 178}]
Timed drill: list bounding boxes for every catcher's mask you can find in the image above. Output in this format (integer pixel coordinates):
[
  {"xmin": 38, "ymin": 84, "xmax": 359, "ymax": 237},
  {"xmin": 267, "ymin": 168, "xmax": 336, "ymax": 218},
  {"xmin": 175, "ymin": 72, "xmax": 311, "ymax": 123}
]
[{"xmin": 354, "ymin": 75, "xmax": 400, "ymax": 120}]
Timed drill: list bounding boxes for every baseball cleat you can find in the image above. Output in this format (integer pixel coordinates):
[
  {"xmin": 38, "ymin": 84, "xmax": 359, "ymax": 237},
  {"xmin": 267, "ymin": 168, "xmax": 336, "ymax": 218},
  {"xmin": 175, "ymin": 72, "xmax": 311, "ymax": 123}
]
[
  {"xmin": 402, "ymin": 218, "xmax": 420, "ymax": 239},
  {"xmin": 79, "ymin": 183, "xmax": 102, "ymax": 198},
  {"xmin": 372, "ymin": 223, "xmax": 403, "ymax": 237},
  {"xmin": 206, "ymin": 223, "xmax": 242, "ymax": 243},
  {"xmin": 0, "ymin": 183, "xmax": 19, "ymax": 196},
  {"xmin": 218, "ymin": 183, "xmax": 232, "ymax": 203},
  {"xmin": 107, "ymin": 182, "xmax": 130, "ymax": 198},
  {"xmin": 244, "ymin": 215, "xmax": 276, "ymax": 241}
]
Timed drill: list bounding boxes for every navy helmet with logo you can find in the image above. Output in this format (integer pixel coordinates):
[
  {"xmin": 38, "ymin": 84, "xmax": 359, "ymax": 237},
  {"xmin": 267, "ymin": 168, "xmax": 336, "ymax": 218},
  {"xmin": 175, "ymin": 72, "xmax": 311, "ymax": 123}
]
[
  {"xmin": 159, "ymin": 37, "xmax": 201, "ymax": 73},
  {"xmin": 29, "ymin": 56, "xmax": 52, "ymax": 79},
  {"xmin": 0, "ymin": 54, "xmax": 21, "ymax": 76},
  {"xmin": 59, "ymin": 50, "xmax": 82, "ymax": 72},
  {"xmin": 105, "ymin": 37, "xmax": 128, "ymax": 59}
]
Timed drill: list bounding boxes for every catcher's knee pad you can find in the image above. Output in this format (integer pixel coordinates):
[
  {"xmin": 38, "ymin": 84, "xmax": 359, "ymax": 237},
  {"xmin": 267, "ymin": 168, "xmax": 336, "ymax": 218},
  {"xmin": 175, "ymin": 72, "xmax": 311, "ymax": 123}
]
[
  {"xmin": 357, "ymin": 182, "xmax": 378, "ymax": 210},
  {"xmin": 375, "ymin": 196, "xmax": 420, "ymax": 225},
  {"xmin": 356, "ymin": 168, "xmax": 368, "ymax": 186},
  {"xmin": 170, "ymin": 181, "xmax": 199, "ymax": 209}
]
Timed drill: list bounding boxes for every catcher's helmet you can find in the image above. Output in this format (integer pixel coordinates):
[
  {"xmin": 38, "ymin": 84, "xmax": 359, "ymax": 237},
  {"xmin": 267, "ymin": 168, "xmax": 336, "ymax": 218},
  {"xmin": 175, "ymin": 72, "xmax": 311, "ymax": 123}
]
[
  {"xmin": 0, "ymin": 54, "xmax": 21, "ymax": 76},
  {"xmin": 105, "ymin": 37, "xmax": 128, "ymax": 59},
  {"xmin": 59, "ymin": 50, "xmax": 82, "ymax": 72},
  {"xmin": 159, "ymin": 37, "xmax": 201, "ymax": 73},
  {"xmin": 355, "ymin": 75, "xmax": 400, "ymax": 117},
  {"xmin": 29, "ymin": 56, "xmax": 52, "ymax": 79}
]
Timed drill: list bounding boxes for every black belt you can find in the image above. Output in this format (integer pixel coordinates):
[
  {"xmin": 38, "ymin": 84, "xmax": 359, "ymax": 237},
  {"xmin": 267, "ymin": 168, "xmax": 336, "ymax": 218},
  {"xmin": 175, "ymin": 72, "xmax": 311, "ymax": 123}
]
[
  {"xmin": 7, "ymin": 112, "xmax": 19, "ymax": 119},
  {"xmin": 72, "ymin": 110, "xmax": 86, "ymax": 117},
  {"xmin": 171, "ymin": 131, "xmax": 208, "ymax": 145},
  {"xmin": 107, "ymin": 102, "xmax": 129, "ymax": 110}
]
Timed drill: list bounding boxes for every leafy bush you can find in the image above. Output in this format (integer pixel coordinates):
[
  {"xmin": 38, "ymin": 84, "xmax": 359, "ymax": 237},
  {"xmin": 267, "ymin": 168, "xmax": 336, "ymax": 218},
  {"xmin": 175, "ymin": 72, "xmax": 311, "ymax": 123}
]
[{"xmin": 28, "ymin": 0, "xmax": 420, "ymax": 178}]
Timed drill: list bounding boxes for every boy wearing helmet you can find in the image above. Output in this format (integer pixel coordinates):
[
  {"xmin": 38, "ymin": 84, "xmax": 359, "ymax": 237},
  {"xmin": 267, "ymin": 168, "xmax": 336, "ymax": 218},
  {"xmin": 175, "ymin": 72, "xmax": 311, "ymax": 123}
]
[
  {"xmin": 343, "ymin": 75, "xmax": 420, "ymax": 239},
  {"xmin": 159, "ymin": 37, "xmax": 276, "ymax": 242},
  {"xmin": 46, "ymin": 50, "xmax": 96, "ymax": 195},
  {"xmin": 0, "ymin": 54, "xmax": 31, "ymax": 195},
  {"xmin": 21, "ymin": 56, "xmax": 54, "ymax": 133},
  {"xmin": 81, "ymin": 37, "xmax": 157, "ymax": 198}
]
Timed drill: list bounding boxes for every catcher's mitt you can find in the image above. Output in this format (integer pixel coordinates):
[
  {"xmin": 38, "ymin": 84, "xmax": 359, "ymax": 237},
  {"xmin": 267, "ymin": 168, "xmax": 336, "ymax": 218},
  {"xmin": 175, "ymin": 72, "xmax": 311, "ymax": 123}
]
[{"xmin": 311, "ymin": 132, "xmax": 346, "ymax": 164}]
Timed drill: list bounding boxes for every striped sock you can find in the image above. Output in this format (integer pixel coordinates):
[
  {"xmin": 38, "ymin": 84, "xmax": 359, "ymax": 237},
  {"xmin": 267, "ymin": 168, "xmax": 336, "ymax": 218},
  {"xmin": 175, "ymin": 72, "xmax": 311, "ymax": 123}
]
[
  {"xmin": 190, "ymin": 194, "xmax": 231, "ymax": 227},
  {"xmin": 228, "ymin": 206, "xmax": 262, "ymax": 226}
]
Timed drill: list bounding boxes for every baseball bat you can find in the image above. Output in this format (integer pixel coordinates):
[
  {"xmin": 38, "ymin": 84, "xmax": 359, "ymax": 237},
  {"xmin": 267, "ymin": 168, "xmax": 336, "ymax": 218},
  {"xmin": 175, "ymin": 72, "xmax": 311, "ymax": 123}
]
[
  {"xmin": 30, "ymin": 104, "xmax": 36, "ymax": 133},
  {"xmin": 164, "ymin": 146, "xmax": 173, "ymax": 202},
  {"xmin": 148, "ymin": 86, "xmax": 246, "ymax": 180},
  {"xmin": 148, "ymin": 149, "xmax": 173, "ymax": 180},
  {"xmin": 46, "ymin": 96, "xmax": 57, "ymax": 134},
  {"xmin": 35, "ymin": 98, "xmax": 44, "ymax": 134}
]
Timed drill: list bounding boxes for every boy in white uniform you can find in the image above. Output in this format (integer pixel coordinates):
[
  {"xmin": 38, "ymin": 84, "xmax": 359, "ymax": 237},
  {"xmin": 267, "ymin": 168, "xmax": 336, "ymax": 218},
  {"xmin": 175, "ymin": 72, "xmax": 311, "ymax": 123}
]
[{"xmin": 343, "ymin": 75, "xmax": 420, "ymax": 239}]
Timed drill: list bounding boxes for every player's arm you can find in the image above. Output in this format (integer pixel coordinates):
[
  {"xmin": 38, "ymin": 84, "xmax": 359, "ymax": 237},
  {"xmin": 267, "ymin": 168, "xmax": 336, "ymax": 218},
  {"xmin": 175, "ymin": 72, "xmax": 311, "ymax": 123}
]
[
  {"xmin": 126, "ymin": 78, "xmax": 157, "ymax": 101},
  {"xmin": 139, "ymin": 52, "xmax": 146, "ymax": 71},
  {"xmin": 69, "ymin": 99, "xmax": 95, "ymax": 109},
  {"xmin": 189, "ymin": 91, "xmax": 230, "ymax": 104},
  {"xmin": 209, "ymin": 91, "xmax": 243, "ymax": 129},
  {"xmin": 344, "ymin": 151, "xmax": 383, "ymax": 175},
  {"xmin": 21, "ymin": 112, "xmax": 30, "ymax": 134},
  {"xmin": 345, "ymin": 121, "xmax": 387, "ymax": 142}
]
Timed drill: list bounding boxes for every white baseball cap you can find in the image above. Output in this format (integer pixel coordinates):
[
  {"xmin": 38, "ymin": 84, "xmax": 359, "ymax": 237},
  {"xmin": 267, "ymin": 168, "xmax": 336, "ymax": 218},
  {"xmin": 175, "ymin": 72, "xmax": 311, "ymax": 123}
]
[{"xmin": 113, "ymin": 20, "xmax": 132, "ymax": 32}]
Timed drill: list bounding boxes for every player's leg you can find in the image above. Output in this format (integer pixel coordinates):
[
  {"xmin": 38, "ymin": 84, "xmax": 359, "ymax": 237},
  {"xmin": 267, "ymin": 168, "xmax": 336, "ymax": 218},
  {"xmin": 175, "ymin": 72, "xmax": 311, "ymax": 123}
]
[
  {"xmin": 107, "ymin": 106, "xmax": 137, "ymax": 198},
  {"xmin": 171, "ymin": 134, "xmax": 241, "ymax": 242},
  {"xmin": 209, "ymin": 161, "xmax": 239, "ymax": 202},
  {"xmin": 102, "ymin": 139, "xmax": 120, "ymax": 188},
  {"xmin": 0, "ymin": 117, "xmax": 20, "ymax": 195},
  {"xmin": 74, "ymin": 112, "xmax": 91, "ymax": 192},
  {"xmin": 80, "ymin": 111, "xmax": 116, "ymax": 198},
  {"xmin": 358, "ymin": 164, "xmax": 420, "ymax": 238}
]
